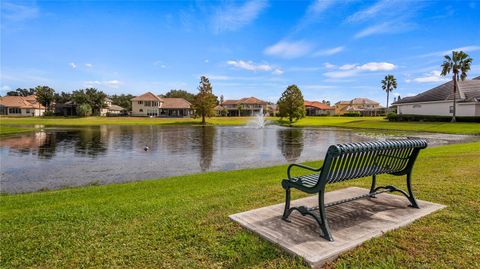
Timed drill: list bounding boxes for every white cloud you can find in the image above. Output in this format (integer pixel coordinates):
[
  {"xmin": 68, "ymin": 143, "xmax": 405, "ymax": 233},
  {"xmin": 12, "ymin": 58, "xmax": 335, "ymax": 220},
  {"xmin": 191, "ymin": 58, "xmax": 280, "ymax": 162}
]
[
  {"xmin": 324, "ymin": 62, "xmax": 336, "ymax": 69},
  {"xmin": 227, "ymin": 60, "xmax": 284, "ymax": 75},
  {"xmin": 421, "ymin": 45, "xmax": 480, "ymax": 57},
  {"xmin": 313, "ymin": 46, "xmax": 345, "ymax": 56},
  {"xmin": 357, "ymin": 62, "xmax": 396, "ymax": 71},
  {"xmin": 354, "ymin": 21, "xmax": 413, "ymax": 39},
  {"xmin": 346, "ymin": 0, "xmax": 398, "ymax": 23},
  {"xmin": 264, "ymin": 40, "xmax": 312, "ymax": 59},
  {"xmin": 85, "ymin": 63, "xmax": 93, "ymax": 68},
  {"xmin": 227, "ymin": 60, "xmax": 272, "ymax": 71},
  {"xmin": 412, "ymin": 71, "xmax": 448, "ymax": 83},
  {"xmin": 323, "ymin": 62, "xmax": 396, "ymax": 79},
  {"xmin": 339, "ymin": 62, "xmax": 396, "ymax": 71},
  {"xmin": 1, "ymin": 2, "xmax": 39, "ymax": 22},
  {"xmin": 211, "ymin": 0, "xmax": 268, "ymax": 33},
  {"xmin": 69, "ymin": 62, "xmax": 77, "ymax": 69},
  {"xmin": 1, "ymin": 85, "xmax": 12, "ymax": 92},
  {"xmin": 204, "ymin": 59, "xmax": 209, "ymax": 63},
  {"xmin": 84, "ymin": 80, "xmax": 122, "ymax": 88},
  {"xmin": 272, "ymin": 69, "xmax": 284, "ymax": 75},
  {"xmin": 295, "ymin": 0, "xmax": 338, "ymax": 30}
]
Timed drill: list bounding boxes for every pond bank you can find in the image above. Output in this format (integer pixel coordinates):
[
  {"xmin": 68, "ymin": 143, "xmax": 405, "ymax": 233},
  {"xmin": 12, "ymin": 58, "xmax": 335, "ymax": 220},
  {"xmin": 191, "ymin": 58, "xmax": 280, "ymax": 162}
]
[
  {"xmin": 1, "ymin": 116, "xmax": 479, "ymax": 135},
  {"xmin": 1, "ymin": 142, "xmax": 479, "ymax": 268}
]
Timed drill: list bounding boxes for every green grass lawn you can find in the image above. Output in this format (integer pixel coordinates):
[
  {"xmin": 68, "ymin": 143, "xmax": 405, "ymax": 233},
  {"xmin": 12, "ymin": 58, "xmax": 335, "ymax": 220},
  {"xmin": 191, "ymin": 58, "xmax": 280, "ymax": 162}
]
[
  {"xmin": 1, "ymin": 142, "xmax": 479, "ymax": 268},
  {"xmin": 0, "ymin": 126, "xmax": 33, "ymax": 136},
  {"xmin": 278, "ymin": 117, "xmax": 480, "ymax": 135},
  {"xmin": 1, "ymin": 116, "xmax": 479, "ymax": 135}
]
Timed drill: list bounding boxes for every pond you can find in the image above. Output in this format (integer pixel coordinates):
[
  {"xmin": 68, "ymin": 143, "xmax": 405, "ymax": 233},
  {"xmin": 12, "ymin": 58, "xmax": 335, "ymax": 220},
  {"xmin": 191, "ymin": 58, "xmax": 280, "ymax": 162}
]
[{"xmin": 1, "ymin": 125, "xmax": 478, "ymax": 193}]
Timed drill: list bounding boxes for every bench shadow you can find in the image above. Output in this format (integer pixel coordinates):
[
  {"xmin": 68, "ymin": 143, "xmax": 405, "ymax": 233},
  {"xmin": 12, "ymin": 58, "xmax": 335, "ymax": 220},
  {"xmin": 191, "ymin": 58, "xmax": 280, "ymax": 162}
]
[{"xmin": 255, "ymin": 197, "xmax": 407, "ymax": 244}]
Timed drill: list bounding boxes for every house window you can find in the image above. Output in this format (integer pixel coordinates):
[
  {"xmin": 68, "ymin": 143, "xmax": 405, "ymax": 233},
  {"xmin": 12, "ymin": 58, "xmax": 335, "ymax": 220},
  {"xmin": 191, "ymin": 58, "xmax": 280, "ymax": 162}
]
[
  {"xmin": 26, "ymin": 109, "xmax": 30, "ymax": 113},
  {"xmin": 413, "ymin": 104, "xmax": 421, "ymax": 108},
  {"xmin": 449, "ymin": 106, "xmax": 454, "ymax": 113},
  {"xmin": 138, "ymin": 101, "xmax": 143, "ymax": 105},
  {"xmin": 8, "ymin": 108, "xmax": 21, "ymax": 114},
  {"xmin": 139, "ymin": 109, "xmax": 143, "ymax": 112}
]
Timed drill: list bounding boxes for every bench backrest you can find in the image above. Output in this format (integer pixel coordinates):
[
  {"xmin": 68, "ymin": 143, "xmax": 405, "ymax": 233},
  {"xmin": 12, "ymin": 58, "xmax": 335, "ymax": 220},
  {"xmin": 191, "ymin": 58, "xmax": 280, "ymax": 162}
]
[{"xmin": 317, "ymin": 139, "xmax": 427, "ymax": 188}]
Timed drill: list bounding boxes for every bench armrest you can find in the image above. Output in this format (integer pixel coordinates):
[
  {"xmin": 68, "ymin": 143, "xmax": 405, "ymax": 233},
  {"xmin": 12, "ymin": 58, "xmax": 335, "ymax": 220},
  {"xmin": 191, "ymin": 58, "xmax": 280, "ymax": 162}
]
[{"xmin": 287, "ymin": 163, "xmax": 322, "ymax": 179}]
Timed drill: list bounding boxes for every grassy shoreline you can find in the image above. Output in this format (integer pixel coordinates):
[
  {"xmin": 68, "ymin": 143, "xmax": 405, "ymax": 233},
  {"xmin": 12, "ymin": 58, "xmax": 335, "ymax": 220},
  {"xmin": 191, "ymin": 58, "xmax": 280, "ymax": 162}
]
[
  {"xmin": 1, "ymin": 142, "xmax": 479, "ymax": 268},
  {"xmin": 1, "ymin": 116, "xmax": 479, "ymax": 135}
]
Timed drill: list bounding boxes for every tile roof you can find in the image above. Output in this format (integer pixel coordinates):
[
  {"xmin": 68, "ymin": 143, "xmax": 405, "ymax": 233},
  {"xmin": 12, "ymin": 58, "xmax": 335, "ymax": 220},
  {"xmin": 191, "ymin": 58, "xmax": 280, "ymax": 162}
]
[
  {"xmin": 222, "ymin": 97, "xmax": 267, "ymax": 105},
  {"xmin": 335, "ymin": 98, "xmax": 380, "ymax": 106},
  {"xmin": 161, "ymin": 98, "xmax": 191, "ymax": 109},
  {"xmin": 108, "ymin": 104, "xmax": 125, "ymax": 111},
  {"xmin": 0, "ymin": 95, "xmax": 45, "ymax": 109},
  {"xmin": 304, "ymin": 100, "xmax": 335, "ymax": 110},
  {"xmin": 131, "ymin": 92, "xmax": 162, "ymax": 101},
  {"xmin": 393, "ymin": 76, "xmax": 480, "ymax": 104}
]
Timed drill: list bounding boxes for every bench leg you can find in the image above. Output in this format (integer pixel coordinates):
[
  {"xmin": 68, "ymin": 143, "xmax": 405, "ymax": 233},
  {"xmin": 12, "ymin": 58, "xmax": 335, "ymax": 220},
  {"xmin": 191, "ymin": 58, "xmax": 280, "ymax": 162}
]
[
  {"xmin": 282, "ymin": 187, "xmax": 291, "ymax": 221},
  {"xmin": 406, "ymin": 173, "xmax": 419, "ymax": 208},
  {"xmin": 318, "ymin": 192, "xmax": 334, "ymax": 241},
  {"xmin": 369, "ymin": 174, "xmax": 377, "ymax": 198}
]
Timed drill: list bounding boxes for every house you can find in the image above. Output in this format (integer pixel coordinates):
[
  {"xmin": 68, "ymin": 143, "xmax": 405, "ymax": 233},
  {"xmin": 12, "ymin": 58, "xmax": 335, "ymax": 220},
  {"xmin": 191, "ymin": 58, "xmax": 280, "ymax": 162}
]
[
  {"xmin": 0, "ymin": 95, "xmax": 46, "ymax": 116},
  {"xmin": 335, "ymin": 98, "xmax": 384, "ymax": 116},
  {"xmin": 392, "ymin": 76, "xmax": 480, "ymax": 117},
  {"xmin": 219, "ymin": 97, "xmax": 267, "ymax": 116},
  {"xmin": 55, "ymin": 98, "xmax": 125, "ymax": 116},
  {"xmin": 131, "ymin": 92, "xmax": 192, "ymax": 117},
  {"xmin": 304, "ymin": 101, "xmax": 335, "ymax": 116}
]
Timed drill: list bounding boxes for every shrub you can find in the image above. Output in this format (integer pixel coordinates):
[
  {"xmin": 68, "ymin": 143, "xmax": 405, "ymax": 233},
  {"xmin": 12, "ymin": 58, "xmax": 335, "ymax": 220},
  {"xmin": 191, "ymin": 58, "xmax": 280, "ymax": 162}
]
[
  {"xmin": 43, "ymin": 111, "xmax": 55, "ymax": 116},
  {"xmin": 394, "ymin": 114, "xmax": 480, "ymax": 122},
  {"xmin": 386, "ymin": 112, "xmax": 398, "ymax": 122},
  {"xmin": 343, "ymin": 112, "xmax": 361, "ymax": 117},
  {"xmin": 77, "ymin": 103, "xmax": 92, "ymax": 117}
]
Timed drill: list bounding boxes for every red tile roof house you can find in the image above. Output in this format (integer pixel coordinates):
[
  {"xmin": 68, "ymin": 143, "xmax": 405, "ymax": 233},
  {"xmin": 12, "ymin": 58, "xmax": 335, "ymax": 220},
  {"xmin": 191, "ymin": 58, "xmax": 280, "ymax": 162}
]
[
  {"xmin": 304, "ymin": 101, "xmax": 335, "ymax": 116},
  {"xmin": 218, "ymin": 97, "xmax": 268, "ymax": 116},
  {"xmin": 0, "ymin": 95, "xmax": 46, "ymax": 116},
  {"xmin": 130, "ymin": 92, "xmax": 193, "ymax": 117},
  {"xmin": 335, "ymin": 98, "xmax": 385, "ymax": 116}
]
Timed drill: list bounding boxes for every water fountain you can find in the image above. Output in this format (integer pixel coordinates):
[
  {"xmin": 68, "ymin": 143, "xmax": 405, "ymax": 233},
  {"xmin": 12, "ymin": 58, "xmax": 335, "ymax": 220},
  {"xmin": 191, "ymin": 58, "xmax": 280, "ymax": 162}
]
[{"xmin": 248, "ymin": 106, "xmax": 267, "ymax": 128}]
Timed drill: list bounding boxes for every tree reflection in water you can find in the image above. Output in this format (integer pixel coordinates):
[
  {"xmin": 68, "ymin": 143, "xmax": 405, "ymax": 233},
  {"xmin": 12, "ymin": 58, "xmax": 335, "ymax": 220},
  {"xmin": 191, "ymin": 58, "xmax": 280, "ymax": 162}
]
[
  {"xmin": 277, "ymin": 128, "xmax": 304, "ymax": 163},
  {"xmin": 197, "ymin": 126, "xmax": 215, "ymax": 171}
]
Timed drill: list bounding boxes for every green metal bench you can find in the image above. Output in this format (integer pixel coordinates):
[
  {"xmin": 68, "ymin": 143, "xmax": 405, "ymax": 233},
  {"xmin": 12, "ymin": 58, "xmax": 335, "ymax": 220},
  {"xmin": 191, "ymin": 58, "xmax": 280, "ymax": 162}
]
[{"xmin": 281, "ymin": 139, "xmax": 428, "ymax": 241}]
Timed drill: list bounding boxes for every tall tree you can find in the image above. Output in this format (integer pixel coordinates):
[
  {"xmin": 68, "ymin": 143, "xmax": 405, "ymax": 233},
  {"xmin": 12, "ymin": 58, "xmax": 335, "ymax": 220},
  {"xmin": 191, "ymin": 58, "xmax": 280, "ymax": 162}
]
[
  {"xmin": 192, "ymin": 76, "xmax": 217, "ymax": 125},
  {"xmin": 277, "ymin": 84, "xmax": 305, "ymax": 124},
  {"xmin": 162, "ymin": 89, "xmax": 195, "ymax": 103},
  {"xmin": 441, "ymin": 51, "xmax": 473, "ymax": 122},
  {"xmin": 7, "ymin": 88, "xmax": 36, "ymax": 96},
  {"xmin": 381, "ymin": 74, "xmax": 397, "ymax": 110},
  {"xmin": 110, "ymin": 94, "xmax": 134, "ymax": 111},
  {"xmin": 54, "ymin": 91, "xmax": 72, "ymax": 104},
  {"xmin": 35, "ymin": 86, "xmax": 55, "ymax": 112},
  {"xmin": 72, "ymin": 88, "xmax": 107, "ymax": 116}
]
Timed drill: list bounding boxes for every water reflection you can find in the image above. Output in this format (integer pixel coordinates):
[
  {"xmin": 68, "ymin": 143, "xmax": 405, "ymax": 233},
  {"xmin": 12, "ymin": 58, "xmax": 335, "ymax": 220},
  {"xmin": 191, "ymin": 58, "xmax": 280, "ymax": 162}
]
[
  {"xmin": 277, "ymin": 128, "xmax": 304, "ymax": 163},
  {"xmin": 197, "ymin": 126, "xmax": 215, "ymax": 171},
  {"xmin": 1, "ymin": 125, "xmax": 477, "ymax": 193}
]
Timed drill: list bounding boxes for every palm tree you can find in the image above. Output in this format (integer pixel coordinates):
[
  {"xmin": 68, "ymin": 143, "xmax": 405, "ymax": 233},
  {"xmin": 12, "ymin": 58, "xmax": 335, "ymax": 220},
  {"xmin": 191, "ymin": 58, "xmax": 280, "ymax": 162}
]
[
  {"xmin": 381, "ymin": 74, "xmax": 397, "ymax": 111},
  {"xmin": 440, "ymin": 51, "xmax": 473, "ymax": 122}
]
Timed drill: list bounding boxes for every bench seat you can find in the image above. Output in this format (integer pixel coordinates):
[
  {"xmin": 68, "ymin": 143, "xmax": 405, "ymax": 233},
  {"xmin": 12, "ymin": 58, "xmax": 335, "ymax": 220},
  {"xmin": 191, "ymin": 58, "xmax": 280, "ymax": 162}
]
[{"xmin": 281, "ymin": 139, "xmax": 428, "ymax": 241}]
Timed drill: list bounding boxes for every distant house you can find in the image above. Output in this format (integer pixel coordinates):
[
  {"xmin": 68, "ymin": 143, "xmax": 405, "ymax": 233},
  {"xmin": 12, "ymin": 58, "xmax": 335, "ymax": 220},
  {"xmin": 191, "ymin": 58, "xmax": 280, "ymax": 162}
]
[
  {"xmin": 55, "ymin": 98, "xmax": 125, "ymax": 116},
  {"xmin": 335, "ymin": 98, "xmax": 384, "ymax": 116},
  {"xmin": 392, "ymin": 76, "xmax": 480, "ymax": 117},
  {"xmin": 131, "ymin": 92, "xmax": 192, "ymax": 117},
  {"xmin": 219, "ymin": 97, "xmax": 267, "ymax": 116},
  {"xmin": 0, "ymin": 95, "xmax": 46, "ymax": 116},
  {"xmin": 304, "ymin": 100, "xmax": 335, "ymax": 116}
]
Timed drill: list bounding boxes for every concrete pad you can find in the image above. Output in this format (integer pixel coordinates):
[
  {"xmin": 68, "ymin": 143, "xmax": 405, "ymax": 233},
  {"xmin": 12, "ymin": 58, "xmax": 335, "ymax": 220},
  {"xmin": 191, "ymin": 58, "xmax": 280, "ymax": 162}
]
[{"xmin": 229, "ymin": 187, "xmax": 446, "ymax": 268}]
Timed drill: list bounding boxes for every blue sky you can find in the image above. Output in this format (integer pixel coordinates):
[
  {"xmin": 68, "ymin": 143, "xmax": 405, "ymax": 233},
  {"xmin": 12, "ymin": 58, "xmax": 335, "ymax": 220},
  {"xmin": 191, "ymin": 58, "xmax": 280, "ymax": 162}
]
[{"xmin": 1, "ymin": 0, "xmax": 479, "ymax": 105}]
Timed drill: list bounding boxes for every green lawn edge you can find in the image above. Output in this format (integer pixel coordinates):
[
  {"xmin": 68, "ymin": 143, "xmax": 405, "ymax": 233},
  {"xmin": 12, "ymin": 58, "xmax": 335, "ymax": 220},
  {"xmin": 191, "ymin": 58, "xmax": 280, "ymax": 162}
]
[
  {"xmin": 1, "ymin": 142, "xmax": 480, "ymax": 268},
  {"xmin": 1, "ymin": 116, "xmax": 479, "ymax": 135}
]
